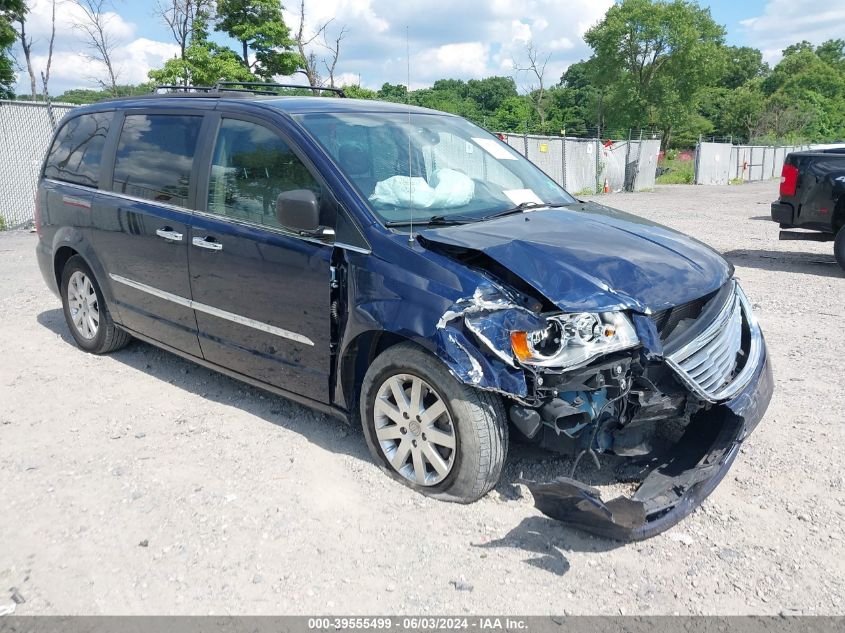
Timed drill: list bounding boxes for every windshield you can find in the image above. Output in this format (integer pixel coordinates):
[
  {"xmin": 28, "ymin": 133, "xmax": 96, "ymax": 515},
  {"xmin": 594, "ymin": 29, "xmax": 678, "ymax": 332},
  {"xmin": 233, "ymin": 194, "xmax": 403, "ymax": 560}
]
[{"xmin": 293, "ymin": 111, "xmax": 576, "ymax": 226}]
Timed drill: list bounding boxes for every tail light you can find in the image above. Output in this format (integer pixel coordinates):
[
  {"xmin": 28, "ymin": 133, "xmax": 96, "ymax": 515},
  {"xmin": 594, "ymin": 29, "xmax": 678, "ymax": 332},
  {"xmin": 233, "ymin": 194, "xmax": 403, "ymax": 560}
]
[
  {"xmin": 780, "ymin": 163, "xmax": 799, "ymax": 197},
  {"xmin": 34, "ymin": 189, "xmax": 42, "ymax": 236}
]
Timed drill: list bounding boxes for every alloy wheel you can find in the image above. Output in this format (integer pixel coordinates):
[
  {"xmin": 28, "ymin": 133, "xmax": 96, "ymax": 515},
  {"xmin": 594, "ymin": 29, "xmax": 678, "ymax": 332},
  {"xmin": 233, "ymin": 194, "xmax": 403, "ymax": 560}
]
[
  {"xmin": 67, "ymin": 270, "xmax": 100, "ymax": 340},
  {"xmin": 373, "ymin": 373, "xmax": 457, "ymax": 486}
]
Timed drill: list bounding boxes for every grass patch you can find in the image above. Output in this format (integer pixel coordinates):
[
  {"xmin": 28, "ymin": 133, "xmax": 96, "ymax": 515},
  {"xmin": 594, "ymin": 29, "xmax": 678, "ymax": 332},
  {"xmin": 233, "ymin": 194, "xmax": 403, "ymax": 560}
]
[
  {"xmin": 656, "ymin": 157, "xmax": 694, "ymax": 184},
  {"xmin": 0, "ymin": 215, "xmax": 6, "ymax": 231},
  {"xmin": 730, "ymin": 178, "xmax": 745, "ymax": 185},
  {"xmin": 574, "ymin": 187, "xmax": 595, "ymax": 196}
]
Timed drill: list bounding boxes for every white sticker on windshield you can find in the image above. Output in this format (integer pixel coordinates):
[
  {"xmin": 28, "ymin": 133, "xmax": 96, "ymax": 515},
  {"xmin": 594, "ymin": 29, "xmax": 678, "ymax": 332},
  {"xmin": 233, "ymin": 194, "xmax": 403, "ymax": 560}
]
[
  {"xmin": 472, "ymin": 137, "xmax": 517, "ymax": 160},
  {"xmin": 503, "ymin": 189, "xmax": 543, "ymax": 206}
]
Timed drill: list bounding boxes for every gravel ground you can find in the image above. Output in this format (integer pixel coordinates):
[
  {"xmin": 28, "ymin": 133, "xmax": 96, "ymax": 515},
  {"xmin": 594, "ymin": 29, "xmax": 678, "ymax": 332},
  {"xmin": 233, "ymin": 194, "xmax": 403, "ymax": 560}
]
[{"xmin": 0, "ymin": 180, "xmax": 843, "ymax": 616}]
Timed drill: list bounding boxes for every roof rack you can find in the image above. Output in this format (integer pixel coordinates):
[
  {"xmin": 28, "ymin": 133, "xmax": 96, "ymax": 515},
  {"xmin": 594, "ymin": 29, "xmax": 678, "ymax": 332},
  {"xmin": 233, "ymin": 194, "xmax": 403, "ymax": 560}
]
[
  {"xmin": 216, "ymin": 82, "xmax": 346, "ymax": 97},
  {"xmin": 152, "ymin": 84, "xmax": 215, "ymax": 93},
  {"xmin": 152, "ymin": 82, "xmax": 346, "ymax": 98}
]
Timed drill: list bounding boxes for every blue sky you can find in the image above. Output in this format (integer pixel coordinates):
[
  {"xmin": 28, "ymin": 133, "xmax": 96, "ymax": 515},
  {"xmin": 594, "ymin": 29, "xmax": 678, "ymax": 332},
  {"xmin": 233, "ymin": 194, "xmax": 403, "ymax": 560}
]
[
  {"xmin": 116, "ymin": 1, "xmax": 768, "ymax": 48},
  {"xmin": 13, "ymin": 0, "xmax": 845, "ymax": 96}
]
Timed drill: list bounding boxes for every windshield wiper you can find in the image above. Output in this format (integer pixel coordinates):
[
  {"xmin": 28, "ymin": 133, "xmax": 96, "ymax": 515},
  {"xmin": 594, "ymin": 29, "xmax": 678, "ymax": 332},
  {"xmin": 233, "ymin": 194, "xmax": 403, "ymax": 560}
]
[
  {"xmin": 483, "ymin": 201, "xmax": 570, "ymax": 220},
  {"xmin": 384, "ymin": 214, "xmax": 478, "ymax": 228}
]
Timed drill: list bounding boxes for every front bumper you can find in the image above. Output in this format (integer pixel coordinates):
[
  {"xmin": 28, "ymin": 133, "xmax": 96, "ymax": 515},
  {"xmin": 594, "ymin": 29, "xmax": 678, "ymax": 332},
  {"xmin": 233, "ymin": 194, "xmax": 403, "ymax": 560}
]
[{"xmin": 524, "ymin": 337, "xmax": 773, "ymax": 541}]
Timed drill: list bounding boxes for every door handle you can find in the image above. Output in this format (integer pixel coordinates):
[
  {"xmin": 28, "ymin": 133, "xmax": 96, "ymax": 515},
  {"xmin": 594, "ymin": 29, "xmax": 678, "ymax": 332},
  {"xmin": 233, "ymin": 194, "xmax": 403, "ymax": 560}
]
[
  {"xmin": 156, "ymin": 227, "xmax": 183, "ymax": 242},
  {"xmin": 192, "ymin": 236, "xmax": 223, "ymax": 251}
]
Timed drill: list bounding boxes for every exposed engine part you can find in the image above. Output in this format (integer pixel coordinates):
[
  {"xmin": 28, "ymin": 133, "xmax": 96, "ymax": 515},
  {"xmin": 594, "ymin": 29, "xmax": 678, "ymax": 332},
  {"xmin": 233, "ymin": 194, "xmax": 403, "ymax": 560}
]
[
  {"xmin": 540, "ymin": 398, "xmax": 591, "ymax": 437},
  {"xmin": 508, "ymin": 405, "xmax": 542, "ymax": 439}
]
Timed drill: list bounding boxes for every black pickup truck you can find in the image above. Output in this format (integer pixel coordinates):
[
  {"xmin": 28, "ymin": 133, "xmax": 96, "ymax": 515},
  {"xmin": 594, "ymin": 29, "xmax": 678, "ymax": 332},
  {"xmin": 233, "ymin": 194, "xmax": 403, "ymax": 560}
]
[{"xmin": 771, "ymin": 148, "xmax": 845, "ymax": 270}]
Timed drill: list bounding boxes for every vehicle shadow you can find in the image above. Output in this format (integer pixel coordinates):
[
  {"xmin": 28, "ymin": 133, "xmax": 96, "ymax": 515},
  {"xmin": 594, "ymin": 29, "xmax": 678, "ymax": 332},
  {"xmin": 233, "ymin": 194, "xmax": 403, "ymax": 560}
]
[
  {"xmin": 473, "ymin": 514, "xmax": 623, "ymax": 576},
  {"xmin": 723, "ymin": 248, "xmax": 842, "ymax": 278},
  {"xmin": 38, "ymin": 308, "xmax": 634, "ymax": 560},
  {"xmin": 36, "ymin": 308, "xmax": 370, "ymax": 464}
]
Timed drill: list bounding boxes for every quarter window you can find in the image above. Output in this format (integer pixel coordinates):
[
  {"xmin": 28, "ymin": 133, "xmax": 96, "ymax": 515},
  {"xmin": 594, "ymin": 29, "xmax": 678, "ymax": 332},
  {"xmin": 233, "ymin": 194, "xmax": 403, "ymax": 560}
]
[
  {"xmin": 112, "ymin": 114, "xmax": 202, "ymax": 207},
  {"xmin": 207, "ymin": 118, "xmax": 321, "ymax": 229},
  {"xmin": 44, "ymin": 112, "xmax": 111, "ymax": 188}
]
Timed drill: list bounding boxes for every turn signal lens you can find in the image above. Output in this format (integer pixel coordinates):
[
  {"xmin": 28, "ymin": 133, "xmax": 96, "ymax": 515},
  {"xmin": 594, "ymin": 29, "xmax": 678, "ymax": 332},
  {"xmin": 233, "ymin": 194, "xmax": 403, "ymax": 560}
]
[{"xmin": 510, "ymin": 331, "xmax": 532, "ymax": 362}]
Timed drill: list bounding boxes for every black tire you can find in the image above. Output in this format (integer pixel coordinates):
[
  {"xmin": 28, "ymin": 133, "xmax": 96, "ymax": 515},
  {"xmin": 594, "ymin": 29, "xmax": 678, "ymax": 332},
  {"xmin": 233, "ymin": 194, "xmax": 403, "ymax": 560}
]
[
  {"xmin": 360, "ymin": 342, "xmax": 508, "ymax": 503},
  {"xmin": 835, "ymin": 225, "xmax": 845, "ymax": 272},
  {"xmin": 60, "ymin": 255, "xmax": 132, "ymax": 354}
]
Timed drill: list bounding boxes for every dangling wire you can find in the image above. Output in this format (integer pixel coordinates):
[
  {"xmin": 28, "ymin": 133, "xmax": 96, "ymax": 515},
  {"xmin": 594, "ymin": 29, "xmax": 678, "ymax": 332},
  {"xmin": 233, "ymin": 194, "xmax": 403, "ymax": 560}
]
[{"xmin": 569, "ymin": 382, "xmax": 631, "ymax": 479}]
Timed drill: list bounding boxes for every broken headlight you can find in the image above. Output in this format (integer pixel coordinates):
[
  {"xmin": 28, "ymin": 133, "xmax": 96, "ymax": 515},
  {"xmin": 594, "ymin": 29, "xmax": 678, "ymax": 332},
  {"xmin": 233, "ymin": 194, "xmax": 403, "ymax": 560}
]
[{"xmin": 510, "ymin": 312, "xmax": 639, "ymax": 369}]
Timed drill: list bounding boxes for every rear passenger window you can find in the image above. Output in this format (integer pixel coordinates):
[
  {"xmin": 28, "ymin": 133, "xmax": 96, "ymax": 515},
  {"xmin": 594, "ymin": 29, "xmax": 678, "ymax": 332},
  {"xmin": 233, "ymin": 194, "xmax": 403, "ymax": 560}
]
[
  {"xmin": 112, "ymin": 114, "xmax": 202, "ymax": 208},
  {"xmin": 44, "ymin": 112, "xmax": 111, "ymax": 188},
  {"xmin": 207, "ymin": 118, "xmax": 321, "ymax": 228}
]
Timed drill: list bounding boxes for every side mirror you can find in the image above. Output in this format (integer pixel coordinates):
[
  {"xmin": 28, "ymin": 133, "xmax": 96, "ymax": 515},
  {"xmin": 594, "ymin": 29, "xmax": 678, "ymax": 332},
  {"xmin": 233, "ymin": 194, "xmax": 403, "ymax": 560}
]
[{"xmin": 275, "ymin": 189, "xmax": 334, "ymax": 239}]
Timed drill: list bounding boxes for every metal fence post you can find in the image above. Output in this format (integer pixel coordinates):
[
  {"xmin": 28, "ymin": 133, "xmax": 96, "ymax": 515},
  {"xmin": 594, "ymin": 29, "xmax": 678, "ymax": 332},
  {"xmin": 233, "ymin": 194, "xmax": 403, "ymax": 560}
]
[
  {"xmin": 595, "ymin": 125, "xmax": 601, "ymax": 194},
  {"xmin": 696, "ymin": 142, "xmax": 701, "ymax": 184},
  {"xmin": 561, "ymin": 136, "xmax": 567, "ymax": 191}
]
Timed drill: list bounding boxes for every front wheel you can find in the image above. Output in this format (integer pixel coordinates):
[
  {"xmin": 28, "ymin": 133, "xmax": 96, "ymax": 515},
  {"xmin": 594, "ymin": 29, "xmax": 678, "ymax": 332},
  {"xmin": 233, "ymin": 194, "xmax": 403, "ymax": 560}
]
[
  {"xmin": 360, "ymin": 343, "xmax": 508, "ymax": 503},
  {"xmin": 835, "ymin": 225, "xmax": 845, "ymax": 272}
]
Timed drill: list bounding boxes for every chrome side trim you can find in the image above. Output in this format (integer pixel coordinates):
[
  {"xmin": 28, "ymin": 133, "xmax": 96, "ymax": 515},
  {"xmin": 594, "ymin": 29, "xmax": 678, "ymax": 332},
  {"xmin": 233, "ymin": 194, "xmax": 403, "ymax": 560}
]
[
  {"xmin": 335, "ymin": 241, "xmax": 371, "ymax": 255},
  {"xmin": 45, "ymin": 178, "xmax": 190, "ymax": 215},
  {"xmin": 109, "ymin": 274, "xmax": 315, "ymax": 347},
  {"xmin": 110, "ymin": 274, "xmax": 192, "ymax": 308}
]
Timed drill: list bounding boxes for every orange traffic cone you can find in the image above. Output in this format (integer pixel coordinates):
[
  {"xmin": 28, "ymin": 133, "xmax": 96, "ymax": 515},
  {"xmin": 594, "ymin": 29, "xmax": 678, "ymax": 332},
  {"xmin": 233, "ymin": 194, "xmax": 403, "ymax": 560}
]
[{"xmin": 603, "ymin": 178, "xmax": 609, "ymax": 193}]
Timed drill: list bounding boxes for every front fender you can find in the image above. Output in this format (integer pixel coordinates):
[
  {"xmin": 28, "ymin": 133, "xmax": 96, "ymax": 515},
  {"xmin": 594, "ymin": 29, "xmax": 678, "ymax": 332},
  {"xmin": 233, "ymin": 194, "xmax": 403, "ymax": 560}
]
[{"xmin": 336, "ymin": 242, "xmax": 534, "ymax": 410}]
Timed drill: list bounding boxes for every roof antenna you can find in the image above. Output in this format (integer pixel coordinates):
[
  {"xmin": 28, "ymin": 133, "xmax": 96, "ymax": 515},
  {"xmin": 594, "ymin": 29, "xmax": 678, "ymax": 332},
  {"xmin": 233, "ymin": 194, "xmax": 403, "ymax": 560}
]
[{"xmin": 406, "ymin": 25, "xmax": 414, "ymax": 243}]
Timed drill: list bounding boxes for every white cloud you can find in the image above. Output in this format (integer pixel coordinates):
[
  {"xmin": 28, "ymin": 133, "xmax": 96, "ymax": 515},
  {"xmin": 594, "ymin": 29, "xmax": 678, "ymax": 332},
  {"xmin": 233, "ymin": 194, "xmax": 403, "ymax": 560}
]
[
  {"xmin": 413, "ymin": 42, "xmax": 489, "ymax": 84},
  {"xmin": 13, "ymin": 0, "xmax": 174, "ymax": 96},
  {"xmin": 15, "ymin": 0, "xmax": 614, "ymax": 96},
  {"xmin": 281, "ymin": 0, "xmax": 613, "ymax": 90},
  {"xmin": 740, "ymin": 0, "xmax": 845, "ymax": 64}
]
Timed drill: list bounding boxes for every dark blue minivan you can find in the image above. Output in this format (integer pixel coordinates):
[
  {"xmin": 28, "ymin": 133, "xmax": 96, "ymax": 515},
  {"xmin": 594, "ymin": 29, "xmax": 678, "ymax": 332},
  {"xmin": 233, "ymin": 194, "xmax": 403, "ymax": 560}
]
[{"xmin": 35, "ymin": 86, "xmax": 772, "ymax": 540}]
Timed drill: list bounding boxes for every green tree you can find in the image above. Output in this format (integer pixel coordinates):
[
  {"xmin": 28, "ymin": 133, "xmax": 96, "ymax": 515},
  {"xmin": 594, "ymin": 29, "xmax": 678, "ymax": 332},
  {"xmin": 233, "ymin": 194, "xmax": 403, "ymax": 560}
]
[
  {"xmin": 720, "ymin": 83, "xmax": 766, "ymax": 141},
  {"xmin": 0, "ymin": 0, "xmax": 25, "ymax": 99},
  {"xmin": 215, "ymin": 0, "xmax": 301, "ymax": 79},
  {"xmin": 758, "ymin": 42, "xmax": 845, "ymax": 141},
  {"xmin": 816, "ymin": 39, "xmax": 845, "ymax": 69},
  {"xmin": 55, "ymin": 84, "xmax": 155, "ymax": 104},
  {"xmin": 376, "ymin": 82, "xmax": 407, "ymax": 102},
  {"xmin": 491, "ymin": 96, "xmax": 533, "ymax": 132},
  {"xmin": 465, "ymin": 76, "xmax": 517, "ymax": 113},
  {"xmin": 584, "ymin": 0, "xmax": 726, "ymax": 145},
  {"xmin": 341, "ymin": 84, "xmax": 376, "ymax": 100},
  {"xmin": 720, "ymin": 45, "xmax": 768, "ymax": 89},
  {"xmin": 149, "ymin": 12, "xmax": 254, "ymax": 86},
  {"xmin": 149, "ymin": 40, "xmax": 254, "ymax": 86}
]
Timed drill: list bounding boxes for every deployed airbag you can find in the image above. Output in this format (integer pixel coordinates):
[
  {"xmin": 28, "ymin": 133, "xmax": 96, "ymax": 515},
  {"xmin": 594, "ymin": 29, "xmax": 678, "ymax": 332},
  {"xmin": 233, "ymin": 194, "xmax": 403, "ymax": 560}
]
[{"xmin": 370, "ymin": 168, "xmax": 475, "ymax": 209}]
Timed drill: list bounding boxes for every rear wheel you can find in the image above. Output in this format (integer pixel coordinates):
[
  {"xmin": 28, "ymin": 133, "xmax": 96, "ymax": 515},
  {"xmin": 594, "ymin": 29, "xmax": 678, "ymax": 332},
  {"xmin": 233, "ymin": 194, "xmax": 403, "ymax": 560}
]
[
  {"xmin": 835, "ymin": 226, "xmax": 845, "ymax": 272},
  {"xmin": 60, "ymin": 255, "xmax": 131, "ymax": 354},
  {"xmin": 360, "ymin": 343, "xmax": 507, "ymax": 503}
]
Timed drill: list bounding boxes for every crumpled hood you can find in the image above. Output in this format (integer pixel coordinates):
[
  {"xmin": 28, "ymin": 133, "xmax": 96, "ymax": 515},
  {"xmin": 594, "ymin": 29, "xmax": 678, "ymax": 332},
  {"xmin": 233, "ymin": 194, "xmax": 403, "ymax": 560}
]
[{"xmin": 418, "ymin": 202, "xmax": 732, "ymax": 313}]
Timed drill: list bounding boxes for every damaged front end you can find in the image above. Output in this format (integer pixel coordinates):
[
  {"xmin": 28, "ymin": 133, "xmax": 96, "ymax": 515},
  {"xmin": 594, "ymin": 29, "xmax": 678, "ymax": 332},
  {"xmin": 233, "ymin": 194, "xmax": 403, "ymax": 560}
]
[{"xmin": 435, "ymin": 277, "xmax": 772, "ymax": 541}]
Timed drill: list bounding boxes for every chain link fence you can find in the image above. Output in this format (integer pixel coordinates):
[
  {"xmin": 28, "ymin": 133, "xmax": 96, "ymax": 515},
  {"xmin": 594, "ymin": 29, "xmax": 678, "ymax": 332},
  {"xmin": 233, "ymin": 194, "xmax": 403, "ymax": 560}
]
[
  {"xmin": 0, "ymin": 100, "xmax": 76, "ymax": 229},
  {"xmin": 501, "ymin": 133, "xmax": 662, "ymax": 195},
  {"xmin": 693, "ymin": 141, "xmax": 810, "ymax": 186}
]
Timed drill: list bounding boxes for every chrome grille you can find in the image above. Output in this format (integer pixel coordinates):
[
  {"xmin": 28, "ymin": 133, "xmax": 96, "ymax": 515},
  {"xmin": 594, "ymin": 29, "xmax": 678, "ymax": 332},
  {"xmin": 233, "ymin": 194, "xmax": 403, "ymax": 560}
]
[{"xmin": 665, "ymin": 282, "xmax": 762, "ymax": 403}]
